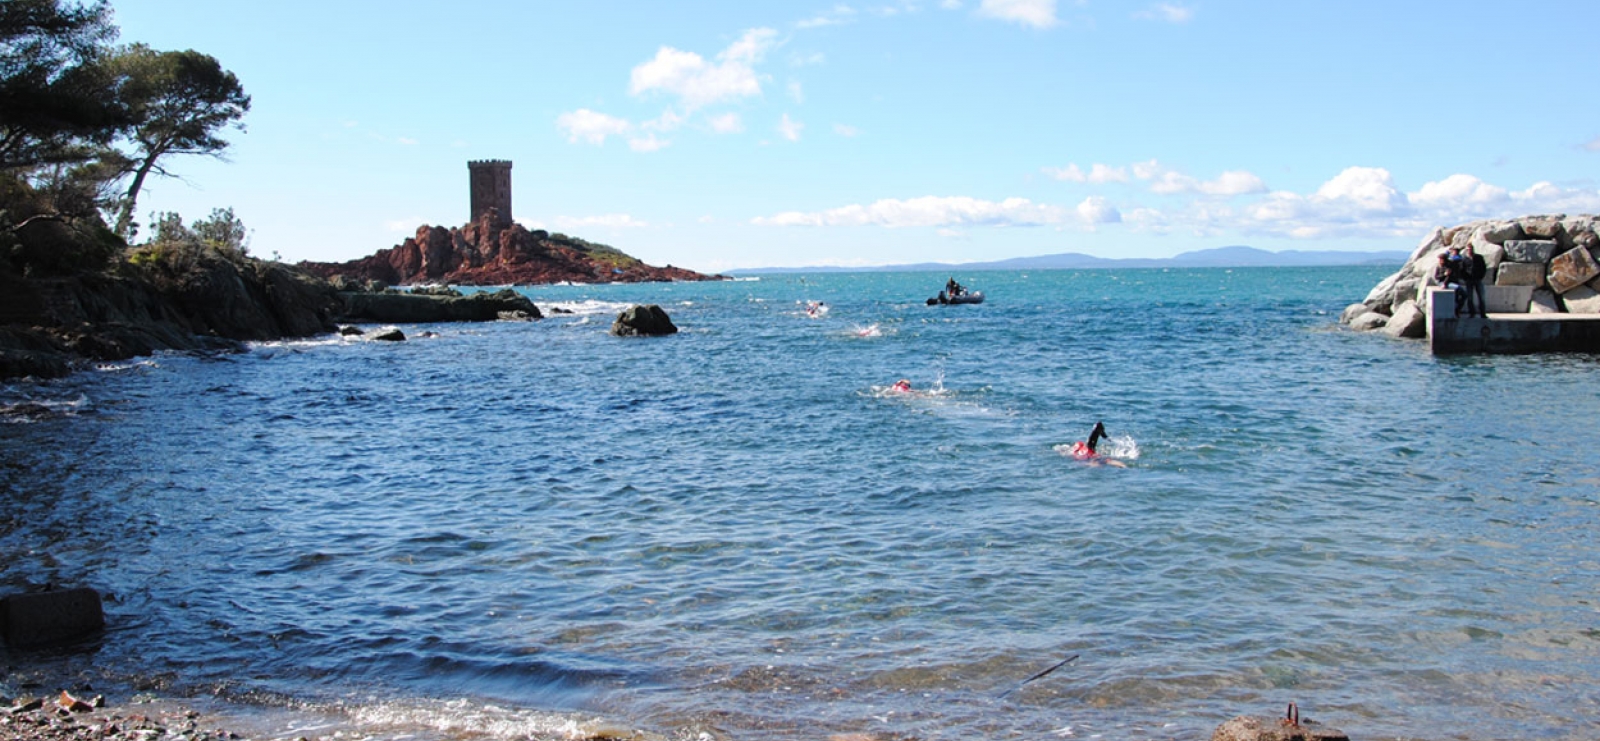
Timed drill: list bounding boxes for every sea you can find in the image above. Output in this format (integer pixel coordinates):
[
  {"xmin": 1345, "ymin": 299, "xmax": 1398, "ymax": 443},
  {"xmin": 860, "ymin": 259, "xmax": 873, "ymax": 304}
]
[{"xmin": 3, "ymin": 266, "xmax": 1600, "ymax": 741}]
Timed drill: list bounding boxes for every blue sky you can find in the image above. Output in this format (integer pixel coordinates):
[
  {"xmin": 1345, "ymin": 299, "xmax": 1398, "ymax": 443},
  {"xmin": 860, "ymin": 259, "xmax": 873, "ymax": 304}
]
[{"xmin": 111, "ymin": 0, "xmax": 1600, "ymax": 272}]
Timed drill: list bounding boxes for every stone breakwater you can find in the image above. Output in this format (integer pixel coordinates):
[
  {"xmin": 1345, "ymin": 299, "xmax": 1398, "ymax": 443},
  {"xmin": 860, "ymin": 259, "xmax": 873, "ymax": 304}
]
[{"xmin": 1340, "ymin": 213, "xmax": 1600, "ymax": 339}]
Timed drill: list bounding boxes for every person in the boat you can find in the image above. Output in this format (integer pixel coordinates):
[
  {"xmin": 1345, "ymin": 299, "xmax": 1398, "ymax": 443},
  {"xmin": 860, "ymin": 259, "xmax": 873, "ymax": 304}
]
[
  {"xmin": 946, "ymin": 277, "xmax": 963, "ymax": 298},
  {"xmin": 1068, "ymin": 421, "xmax": 1127, "ymax": 467}
]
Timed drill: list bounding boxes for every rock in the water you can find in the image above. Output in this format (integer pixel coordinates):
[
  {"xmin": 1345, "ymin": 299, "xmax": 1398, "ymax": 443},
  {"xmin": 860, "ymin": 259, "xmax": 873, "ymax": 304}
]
[
  {"xmin": 610, "ymin": 304, "xmax": 679, "ymax": 336},
  {"xmin": 1, "ymin": 587, "xmax": 104, "ymax": 647},
  {"xmin": 1348, "ymin": 311, "xmax": 1390, "ymax": 331},
  {"xmin": 1210, "ymin": 715, "xmax": 1348, "ymax": 741},
  {"xmin": 1383, "ymin": 300, "xmax": 1426, "ymax": 338},
  {"xmin": 1547, "ymin": 247, "xmax": 1600, "ymax": 294},
  {"xmin": 364, "ymin": 327, "xmax": 407, "ymax": 342}
]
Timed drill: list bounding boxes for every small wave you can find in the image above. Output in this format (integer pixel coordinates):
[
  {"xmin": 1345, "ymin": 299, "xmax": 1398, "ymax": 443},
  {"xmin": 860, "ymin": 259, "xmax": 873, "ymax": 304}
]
[
  {"xmin": 848, "ymin": 323, "xmax": 882, "ymax": 338},
  {"xmin": 544, "ymin": 300, "xmax": 632, "ymax": 317},
  {"xmin": 0, "ymin": 394, "xmax": 92, "ymax": 423}
]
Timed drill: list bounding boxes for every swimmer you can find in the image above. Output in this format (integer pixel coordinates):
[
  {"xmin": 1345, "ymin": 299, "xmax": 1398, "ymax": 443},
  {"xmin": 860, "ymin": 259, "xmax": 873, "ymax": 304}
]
[
  {"xmin": 891, "ymin": 379, "xmax": 913, "ymax": 393},
  {"xmin": 1065, "ymin": 421, "xmax": 1127, "ymax": 467}
]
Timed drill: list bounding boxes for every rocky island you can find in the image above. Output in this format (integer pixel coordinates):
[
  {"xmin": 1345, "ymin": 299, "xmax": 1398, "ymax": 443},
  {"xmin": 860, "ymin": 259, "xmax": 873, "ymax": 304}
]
[{"xmin": 298, "ymin": 209, "xmax": 721, "ymax": 287}]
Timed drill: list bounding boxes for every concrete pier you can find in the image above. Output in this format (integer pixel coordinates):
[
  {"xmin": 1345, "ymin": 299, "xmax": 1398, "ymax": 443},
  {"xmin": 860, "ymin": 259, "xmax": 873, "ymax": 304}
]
[{"xmin": 1427, "ymin": 287, "xmax": 1600, "ymax": 355}]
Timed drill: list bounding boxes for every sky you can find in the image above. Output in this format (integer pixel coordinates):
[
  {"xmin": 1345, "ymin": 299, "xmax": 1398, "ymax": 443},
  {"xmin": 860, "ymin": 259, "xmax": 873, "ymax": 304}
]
[{"xmin": 109, "ymin": 0, "xmax": 1600, "ymax": 273}]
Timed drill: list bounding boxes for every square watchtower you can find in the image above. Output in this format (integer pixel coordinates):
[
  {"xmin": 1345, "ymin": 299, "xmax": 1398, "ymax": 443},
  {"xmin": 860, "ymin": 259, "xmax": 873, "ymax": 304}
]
[{"xmin": 468, "ymin": 160, "xmax": 513, "ymax": 224}]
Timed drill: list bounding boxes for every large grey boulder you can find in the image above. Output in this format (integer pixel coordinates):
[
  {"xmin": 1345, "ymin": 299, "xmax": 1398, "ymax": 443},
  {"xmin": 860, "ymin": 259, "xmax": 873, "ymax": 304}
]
[
  {"xmin": 610, "ymin": 304, "xmax": 679, "ymax": 337},
  {"xmin": 1339, "ymin": 303, "xmax": 1371, "ymax": 324},
  {"xmin": 1502, "ymin": 239, "xmax": 1559, "ymax": 264},
  {"xmin": 1383, "ymin": 300, "xmax": 1427, "ymax": 338},
  {"xmin": 1478, "ymin": 220, "xmax": 1525, "ymax": 244},
  {"xmin": 1561, "ymin": 282, "xmax": 1600, "ymax": 314},
  {"xmin": 1548, "ymin": 247, "xmax": 1600, "ymax": 294},
  {"xmin": 1349, "ymin": 311, "xmax": 1390, "ymax": 331},
  {"xmin": 1521, "ymin": 214, "xmax": 1565, "ymax": 239},
  {"xmin": 1496, "ymin": 262, "xmax": 1547, "ymax": 288},
  {"xmin": 1530, "ymin": 289, "xmax": 1563, "ymax": 313}
]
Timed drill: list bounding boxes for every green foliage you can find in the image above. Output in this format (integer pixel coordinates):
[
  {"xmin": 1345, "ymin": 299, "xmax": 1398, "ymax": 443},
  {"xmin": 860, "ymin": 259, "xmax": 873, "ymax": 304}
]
[
  {"xmin": 545, "ymin": 231, "xmax": 641, "ymax": 269},
  {"xmin": 0, "ymin": 0, "xmax": 250, "ymax": 272},
  {"xmin": 124, "ymin": 208, "xmax": 251, "ymax": 286}
]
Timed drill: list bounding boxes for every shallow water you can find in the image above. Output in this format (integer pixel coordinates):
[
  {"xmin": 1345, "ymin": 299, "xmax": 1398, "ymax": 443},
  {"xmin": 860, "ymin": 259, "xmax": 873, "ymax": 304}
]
[{"xmin": 4, "ymin": 266, "xmax": 1600, "ymax": 740}]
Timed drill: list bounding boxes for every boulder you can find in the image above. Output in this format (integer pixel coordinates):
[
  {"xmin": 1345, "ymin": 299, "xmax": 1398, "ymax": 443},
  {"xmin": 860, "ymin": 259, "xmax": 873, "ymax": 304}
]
[
  {"xmin": 364, "ymin": 327, "xmax": 406, "ymax": 342},
  {"xmin": 1382, "ymin": 300, "xmax": 1427, "ymax": 338},
  {"xmin": 1210, "ymin": 715, "xmax": 1348, "ymax": 741},
  {"xmin": 1562, "ymin": 282, "xmax": 1600, "ymax": 314},
  {"xmin": 1496, "ymin": 262, "xmax": 1547, "ymax": 288},
  {"xmin": 1349, "ymin": 311, "xmax": 1390, "ymax": 331},
  {"xmin": 1502, "ymin": 239, "xmax": 1559, "ymax": 264},
  {"xmin": 1548, "ymin": 247, "xmax": 1600, "ymax": 294},
  {"xmin": 1, "ymin": 587, "xmax": 104, "ymax": 647},
  {"xmin": 610, "ymin": 304, "xmax": 679, "ymax": 336},
  {"xmin": 1339, "ymin": 303, "xmax": 1370, "ymax": 324},
  {"xmin": 1530, "ymin": 289, "xmax": 1562, "ymax": 313},
  {"xmin": 1520, "ymin": 214, "xmax": 1565, "ymax": 239},
  {"xmin": 337, "ymin": 288, "xmax": 541, "ymax": 323},
  {"xmin": 1479, "ymin": 220, "xmax": 1525, "ymax": 244}
]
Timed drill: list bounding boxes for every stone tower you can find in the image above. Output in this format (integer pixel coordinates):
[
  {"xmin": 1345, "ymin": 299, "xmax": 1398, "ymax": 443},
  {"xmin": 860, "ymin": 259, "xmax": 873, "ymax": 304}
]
[{"xmin": 467, "ymin": 159, "xmax": 513, "ymax": 224}]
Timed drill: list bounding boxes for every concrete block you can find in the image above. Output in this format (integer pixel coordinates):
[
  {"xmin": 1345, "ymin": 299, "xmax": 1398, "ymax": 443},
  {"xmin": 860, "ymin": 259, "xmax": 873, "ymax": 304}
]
[
  {"xmin": 1496, "ymin": 262, "xmax": 1547, "ymax": 288},
  {"xmin": 1530, "ymin": 290, "xmax": 1562, "ymax": 313},
  {"xmin": 1548, "ymin": 247, "xmax": 1600, "ymax": 294},
  {"xmin": 1484, "ymin": 285, "xmax": 1533, "ymax": 313},
  {"xmin": 0, "ymin": 588, "xmax": 104, "ymax": 647}
]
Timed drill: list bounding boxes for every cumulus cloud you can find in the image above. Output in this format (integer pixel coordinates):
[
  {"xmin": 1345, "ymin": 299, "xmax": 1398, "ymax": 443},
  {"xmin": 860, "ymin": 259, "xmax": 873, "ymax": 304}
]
[
  {"xmin": 976, "ymin": 0, "xmax": 1057, "ymax": 28},
  {"xmin": 1135, "ymin": 3, "xmax": 1194, "ymax": 23},
  {"xmin": 629, "ymin": 28, "xmax": 777, "ymax": 110},
  {"xmin": 1044, "ymin": 163, "xmax": 1131, "ymax": 183},
  {"xmin": 556, "ymin": 109, "xmax": 632, "ymax": 145},
  {"xmin": 778, "ymin": 113, "xmax": 805, "ymax": 141},
  {"xmin": 1076, "ymin": 196, "xmax": 1122, "ymax": 224},
  {"xmin": 753, "ymin": 195, "xmax": 1068, "ymax": 228}
]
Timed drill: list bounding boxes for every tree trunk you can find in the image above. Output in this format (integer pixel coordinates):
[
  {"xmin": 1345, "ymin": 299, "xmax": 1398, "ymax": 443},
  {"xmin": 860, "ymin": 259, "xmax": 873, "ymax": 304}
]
[{"xmin": 115, "ymin": 156, "xmax": 159, "ymax": 241}]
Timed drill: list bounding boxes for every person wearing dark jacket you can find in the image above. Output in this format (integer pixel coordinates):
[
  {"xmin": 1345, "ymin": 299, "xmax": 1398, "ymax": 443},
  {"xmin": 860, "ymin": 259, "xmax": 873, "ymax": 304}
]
[
  {"xmin": 1461, "ymin": 244, "xmax": 1489, "ymax": 318},
  {"xmin": 1433, "ymin": 249, "xmax": 1465, "ymax": 317}
]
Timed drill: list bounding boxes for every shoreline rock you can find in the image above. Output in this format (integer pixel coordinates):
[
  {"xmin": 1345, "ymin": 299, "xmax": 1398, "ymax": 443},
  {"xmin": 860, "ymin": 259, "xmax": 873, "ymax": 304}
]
[{"xmin": 1341, "ymin": 213, "xmax": 1599, "ymax": 339}]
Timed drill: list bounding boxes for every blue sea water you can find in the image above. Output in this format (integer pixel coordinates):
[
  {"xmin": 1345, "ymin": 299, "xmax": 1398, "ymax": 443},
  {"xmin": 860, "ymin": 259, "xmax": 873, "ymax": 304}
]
[{"xmin": 4, "ymin": 266, "xmax": 1600, "ymax": 741}]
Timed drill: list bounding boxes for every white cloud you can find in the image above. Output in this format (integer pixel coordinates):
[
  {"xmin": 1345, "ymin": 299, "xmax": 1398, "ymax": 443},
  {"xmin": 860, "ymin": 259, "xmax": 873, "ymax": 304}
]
[
  {"xmin": 778, "ymin": 113, "xmax": 805, "ymax": 141},
  {"xmin": 753, "ymin": 195, "xmax": 1068, "ymax": 228},
  {"xmin": 629, "ymin": 28, "xmax": 777, "ymax": 110},
  {"xmin": 1313, "ymin": 166, "xmax": 1408, "ymax": 212},
  {"xmin": 1044, "ymin": 163, "xmax": 1130, "ymax": 183},
  {"xmin": 833, "ymin": 123, "xmax": 860, "ymax": 137},
  {"xmin": 554, "ymin": 214, "xmax": 650, "ymax": 230},
  {"xmin": 976, "ymin": 0, "xmax": 1057, "ymax": 28},
  {"xmin": 1583, "ymin": 136, "xmax": 1600, "ymax": 152},
  {"xmin": 709, "ymin": 113, "xmax": 745, "ymax": 133},
  {"xmin": 629, "ymin": 133, "xmax": 669, "ymax": 152},
  {"xmin": 1410, "ymin": 174, "xmax": 1508, "ymax": 208},
  {"xmin": 1149, "ymin": 169, "xmax": 1267, "ymax": 196},
  {"xmin": 1076, "ymin": 196, "xmax": 1122, "ymax": 224},
  {"xmin": 1135, "ymin": 3, "xmax": 1194, "ymax": 23},
  {"xmin": 556, "ymin": 109, "xmax": 633, "ymax": 145},
  {"xmin": 797, "ymin": 5, "xmax": 858, "ymax": 29}
]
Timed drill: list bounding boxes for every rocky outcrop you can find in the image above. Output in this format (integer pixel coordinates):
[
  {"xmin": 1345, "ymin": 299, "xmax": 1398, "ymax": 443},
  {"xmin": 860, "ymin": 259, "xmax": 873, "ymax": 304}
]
[
  {"xmin": 0, "ymin": 254, "xmax": 343, "ymax": 378},
  {"xmin": 1210, "ymin": 714, "xmax": 1348, "ymax": 741},
  {"xmin": 298, "ymin": 211, "xmax": 722, "ymax": 286},
  {"xmin": 610, "ymin": 304, "xmax": 678, "ymax": 337},
  {"xmin": 1342, "ymin": 214, "xmax": 1600, "ymax": 339},
  {"xmin": 335, "ymin": 287, "xmax": 542, "ymax": 323}
]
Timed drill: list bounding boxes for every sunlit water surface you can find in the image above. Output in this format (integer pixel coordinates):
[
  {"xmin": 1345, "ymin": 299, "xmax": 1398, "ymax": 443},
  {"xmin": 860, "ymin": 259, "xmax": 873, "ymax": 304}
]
[{"xmin": 4, "ymin": 267, "xmax": 1600, "ymax": 741}]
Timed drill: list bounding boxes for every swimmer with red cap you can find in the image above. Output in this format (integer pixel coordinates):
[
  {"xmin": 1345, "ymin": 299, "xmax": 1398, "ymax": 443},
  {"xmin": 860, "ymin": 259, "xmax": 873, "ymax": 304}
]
[
  {"xmin": 1068, "ymin": 421, "xmax": 1127, "ymax": 467},
  {"xmin": 891, "ymin": 379, "xmax": 912, "ymax": 393}
]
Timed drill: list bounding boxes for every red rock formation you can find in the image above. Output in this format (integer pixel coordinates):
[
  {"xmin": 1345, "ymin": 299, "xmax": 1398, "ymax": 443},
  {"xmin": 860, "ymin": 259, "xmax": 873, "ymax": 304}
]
[{"xmin": 298, "ymin": 210, "xmax": 722, "ymax": 286}]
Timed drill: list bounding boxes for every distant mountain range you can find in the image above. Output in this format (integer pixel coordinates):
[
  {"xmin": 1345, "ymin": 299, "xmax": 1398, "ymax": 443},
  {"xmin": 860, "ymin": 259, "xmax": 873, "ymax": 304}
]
[{"xmin": 730, "ymin": 245, "xmax": 1409, "ymax": 274}]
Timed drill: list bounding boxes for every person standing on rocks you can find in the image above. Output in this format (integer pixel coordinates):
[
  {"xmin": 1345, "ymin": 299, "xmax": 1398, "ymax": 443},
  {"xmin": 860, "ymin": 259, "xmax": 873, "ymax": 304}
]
[
  {"xmin": 1461, "ymin": 243, "xmax": 1489, "ymax": 317},
  {"xmin": 1433, "ymin": 249, "xmax": 1465, "ymax": 316}
]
